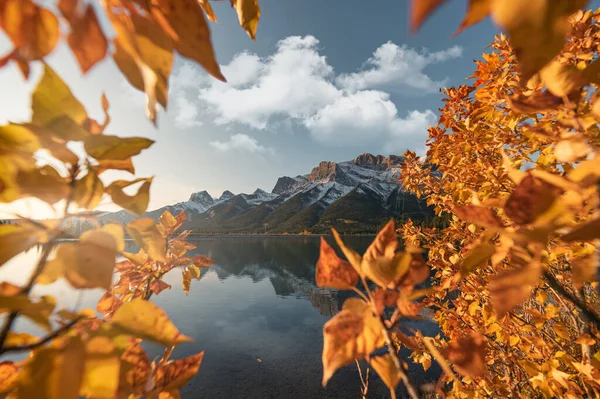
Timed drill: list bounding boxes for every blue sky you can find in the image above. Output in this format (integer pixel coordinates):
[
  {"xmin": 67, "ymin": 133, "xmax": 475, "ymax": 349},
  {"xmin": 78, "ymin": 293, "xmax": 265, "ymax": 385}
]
[{"xmin": 0, "ymin": 0, "xmax": 505, "ymax": 216}]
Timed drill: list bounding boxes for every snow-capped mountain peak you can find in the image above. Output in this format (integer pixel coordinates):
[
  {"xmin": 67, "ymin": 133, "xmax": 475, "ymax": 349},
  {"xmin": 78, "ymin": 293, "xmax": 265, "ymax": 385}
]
[{"xmin": 100, "ymin": 153, "xmax": 431, "ymax": 233}]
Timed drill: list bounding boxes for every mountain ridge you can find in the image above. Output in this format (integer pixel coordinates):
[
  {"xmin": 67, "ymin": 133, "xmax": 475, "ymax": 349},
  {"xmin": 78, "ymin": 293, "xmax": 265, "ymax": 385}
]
[{"xmin": 99, "ymin": 153, "xmax": 435, "ymax": 233}]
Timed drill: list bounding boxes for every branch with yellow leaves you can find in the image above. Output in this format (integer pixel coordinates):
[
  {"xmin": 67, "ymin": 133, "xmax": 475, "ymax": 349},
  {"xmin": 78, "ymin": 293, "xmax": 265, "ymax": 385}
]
[
  {"xmin": 0, "ymin": 317, "xmax": 83, "ymax": 355},
  {"xmin": 544, "ymin": 271, "xmax": 600, "ymax": 329}
]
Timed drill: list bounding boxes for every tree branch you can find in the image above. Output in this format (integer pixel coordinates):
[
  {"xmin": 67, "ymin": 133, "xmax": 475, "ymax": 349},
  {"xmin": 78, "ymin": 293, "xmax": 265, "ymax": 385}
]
[
  {"xmin": 0, "ymin": 317, "xmax": 82, "ymax": 355},
  {"xmin": 379, "ymin": 315, "xmax": 421, "ymax": 399},
  {"xmin": 544, "ymin": 271, "xmax": 600, "ymax": 329}
]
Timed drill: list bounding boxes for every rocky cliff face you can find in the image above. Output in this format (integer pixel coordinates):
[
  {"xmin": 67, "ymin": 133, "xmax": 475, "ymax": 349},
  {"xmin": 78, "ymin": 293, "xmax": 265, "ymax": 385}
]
[
  {"xmin": 352, "ymin": 153, "xmax": 404, "ymax": 170},
  {"xmin": 189, "ymin": 190, "xmax": 214, "ymax": 207},
  {"xmin": 272, "ymin": 176, "xmax": 301, "ymax": 194}
]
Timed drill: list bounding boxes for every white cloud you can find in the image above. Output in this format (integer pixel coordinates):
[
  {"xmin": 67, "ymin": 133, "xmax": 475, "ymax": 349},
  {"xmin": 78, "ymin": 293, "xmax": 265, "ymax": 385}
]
[
  {"xmin": 336, "ymin": 43, "xmax": 463, "ymax": 93},
  {"xmin": 198, "ymin": 36, "xmax": 340, "ymax": 129},
  {"xmin": 210, "ymin": 133, "xmax": 274, "ymax": 155},
  {"xmin": 173, "ymin": 95, "xmax": 203, "ymax": 129},
  {"xmin": 304, "ymin": 90, "xmax": 436, "ymax": 155},
  {"xmin": 191, "ymin": 35, "xmax": 460, "ymax": 153}
]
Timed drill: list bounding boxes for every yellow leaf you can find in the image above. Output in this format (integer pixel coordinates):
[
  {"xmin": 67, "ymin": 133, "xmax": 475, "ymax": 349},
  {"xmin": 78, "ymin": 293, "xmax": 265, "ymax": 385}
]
[
  {"xmin": 0, "ymin": 223, "xmax": 43, "ymax": 267},
  {"xmin": 455, "ymin": 0, "xmax": 491, "ymax": 36},
  {"xmin": 48, "ymin": 227, "xmax": 121, "ymax": 290},
  {"xmin": 126, "ymin": 218, "xmax": 167, "ymax": 262},
  {"xmin": 111, "ymin": 298, "xmax": 192, "ymax": 346},
  {"xmin": 0, "ymin": 123, "xmax": 40, "ymax": 153},
  {"xmin": 0, "ymin": 295, "xmax": 55, "ymax": 330},
  {"xmin": 489, "ymin": 259, "xmax": 542, "ymax": 317},
  {"xmin": 231, "ymin": 0, "xmax": 260, "ymax": 40},
  {"xmin": 322, "ymin": 309, "xmax": 384, "ymax": 386},
  {"xmin": 106, "ymin": 178, "xmax": 152, "ymax": 216},
  {"xmin": 331, "ymin": 228, "xmax": 363, "ymax": 274},
  {"xmin": 5, "ymin": 332, "xmax": 38, "ymax": 346},
  {"xmin": 567, "ymin": 154, "xmax": 600, "ymax": 187},
  {"xmin": 555, "ymin": 138, "xmax": 592, "ymax": 163},
  {"xmin": 461, "ymin": 242, "xmax": 495, "ymax": 277},
  {"xmin": 73, "ymin": 170, "xmax": 104, "ymax": 210},
  {"xmin": 370, "ymin": 354, "xmax": 401, "ymax": 391},
  {"xmin": 316, "ymin": 237, "xmax": 359, "ymax": 289},
  {"xmin": 95, "ymin": 158, "xmax": 135, "ymax": 175},
  {"xmin": 182, "ymin": 268, "xmax": 192, "ymax": 295},
  {"xmin": 199, "ymin": 0, "xmax": 218, "ymax": 22},
  {"xmin": 363, "ymin": 219, "xmax": 398, "ymax": 263},
  {"xmin": 490, "ymin": 0, "xmax": 586, "ymax": 83},
  {"xmin": 83, "ymin": 135, "xmax": 154, "ymax": 160},
  {"xmin": 31, "ymin": 64, "xmax": 87, "ymax": 125},
  {"xmin": 553, "ymin": 324, "xmax": 571, "ymax": 340},
  {"xmin": 16, "ymin": 165, "xmax": 70, "ymax": 204},
  {"xmin": 148, "ymin": 0, "xmax": 225, "ymax": 82},
  {"xmin": 80, "ymin": 336, "xmax": 120, "ymax": 399},
  {"xmin": 362, "ymin": 252, "xmax": 410, "ymax": 289},
  {"xmin": 159, "ymin": 209, "xmax": 177, "ymax": 231},
  {"xmin": 123, "ymin": 249, "xmax": 149, "ymax": 266},
  {"xmin": 540, "ymin": 60, "xmax": 584, "ymax": 97},
  {"xmin": 342, "ymin": 297, "xmax": 370, "ymax": 314},
  {"xmin": 0, "ymin": 0, "xmax": 59, "ymax": 61},
  {"xmin": 15, "ymin": 336, "xmax": 85, "ymax": 399}
]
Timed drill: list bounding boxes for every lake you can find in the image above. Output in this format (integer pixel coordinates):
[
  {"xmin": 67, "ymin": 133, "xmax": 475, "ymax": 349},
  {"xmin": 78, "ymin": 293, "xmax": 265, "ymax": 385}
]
[{"xmin": 1, "ymin": 236, "xmax": 441, "ymax": 398}]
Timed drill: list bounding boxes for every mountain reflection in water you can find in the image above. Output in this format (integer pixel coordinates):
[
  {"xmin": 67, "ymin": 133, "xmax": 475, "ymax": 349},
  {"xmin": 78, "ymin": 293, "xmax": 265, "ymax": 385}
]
[{"xmin": 6, "ymin": 236, "xmax": 441, "ymax": 398}]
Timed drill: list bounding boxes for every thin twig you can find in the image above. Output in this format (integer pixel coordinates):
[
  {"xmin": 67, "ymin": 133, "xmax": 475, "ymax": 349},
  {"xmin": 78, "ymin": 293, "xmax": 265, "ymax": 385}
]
[
  {"xmin": 544, "ymin": 271, "xmax": 600, "ymax": 329},
  {"xmin": 0, "ymin": 317, "xmax": 82, "ymax": 355},
  {"xmin": 379, "ymin": 315, "xmax": 421, "ymax": 399}
]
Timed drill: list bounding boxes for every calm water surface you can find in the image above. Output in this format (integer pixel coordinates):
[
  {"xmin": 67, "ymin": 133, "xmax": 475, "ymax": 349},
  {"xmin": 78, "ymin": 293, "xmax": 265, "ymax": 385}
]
[{"xmin": 1, "ymin": 236, "xmax": 441, "ymax": 398}]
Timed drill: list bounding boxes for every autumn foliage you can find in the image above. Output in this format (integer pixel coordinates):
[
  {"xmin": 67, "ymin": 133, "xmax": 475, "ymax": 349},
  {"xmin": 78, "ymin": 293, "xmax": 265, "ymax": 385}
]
[
  {"xmin": 0, "ymin": 0, "xmax": 255, "ymax": 397},
  {"xmin": 2, "ymin": 0, "xmax": 600, "ymax": 398},
  {"xmin": 315, "ymin": 1, "xmax": 600, "ymax": 398}
]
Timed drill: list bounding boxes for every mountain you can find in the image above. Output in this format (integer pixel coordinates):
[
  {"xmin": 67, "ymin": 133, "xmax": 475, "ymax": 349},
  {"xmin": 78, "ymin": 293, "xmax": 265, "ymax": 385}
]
[{"xmin": 99, "ymin": 153, "xmax": 434, "ymax": 234}]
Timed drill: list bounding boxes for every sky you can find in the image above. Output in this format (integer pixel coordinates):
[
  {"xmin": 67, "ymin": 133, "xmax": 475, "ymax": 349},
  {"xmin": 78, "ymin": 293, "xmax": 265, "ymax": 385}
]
[{"xmin": 0, "ymin": 0, "xmax": 506, "ymax": 217}]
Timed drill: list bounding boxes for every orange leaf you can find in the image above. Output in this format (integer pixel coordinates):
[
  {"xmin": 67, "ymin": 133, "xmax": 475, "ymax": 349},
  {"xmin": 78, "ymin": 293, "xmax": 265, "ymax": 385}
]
[
  {"xmin": 441, "ymin": 332, "xmax": 487, "ymax": 378},
  {"xmin": 193, "ymin": 255, "xmax": 214, "ymax": 268},
  {"xmin": 149, "ymin": 0, "xmax": 225, "ymax": 82},
  {"xmin": 451, "ymin": 203, "xmax": 504, "ymax": 229},
  {"xmin": 96, "ymin": 291, "xmax": 123, "ymax": 317},
  {"xmin": 410, "ymin": 0, "xmax": 449, "ymax": 33},
  {"xmin": 489, "ymin": 260, "xmax": 542, "ymax": 317},
  {"xmin": 322, "ymin": 309, "xmax": 384, "ymax": 386},
  {"xmin": 151, "ymin": 279, "xmax": 172, "ymax": 295},
  {"xmin": 454, "ymin": 0, "xmax": 491, "ymax": 36},
  {"xmin": 0, "ymin": 0, "xmax": 59, "ymax": 60},
  {"xmin": 370, "ymin": 354, "xmax": 401, "ymax": 391},
  {"xmin": 148, "ymin": 352, "xmax": 204, "ymax": 396},
  {"xmin": 231, "ymin": 0, "xmax": 260, "ymax": 40},
  {"xmin": 316, "ymin": 237, "xmax": 359, "ymax": 290},
  {"xmin": 61, "ymin": 3, "xmax": 108, "ymax": 73},
  {"xmin": 363, "ymin": 219, "xmax": 398, "ymax": 263},
  {"xmin": 199, "ymin": 0, "xmax": 218, "ymax": 22},
  {"xmin": 0, "ymin": 361, "xmax": 18, "ymax": 393},
  {"xmin": 504, "ymin": 174, "xmax": 562, "ymax": 225}
]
